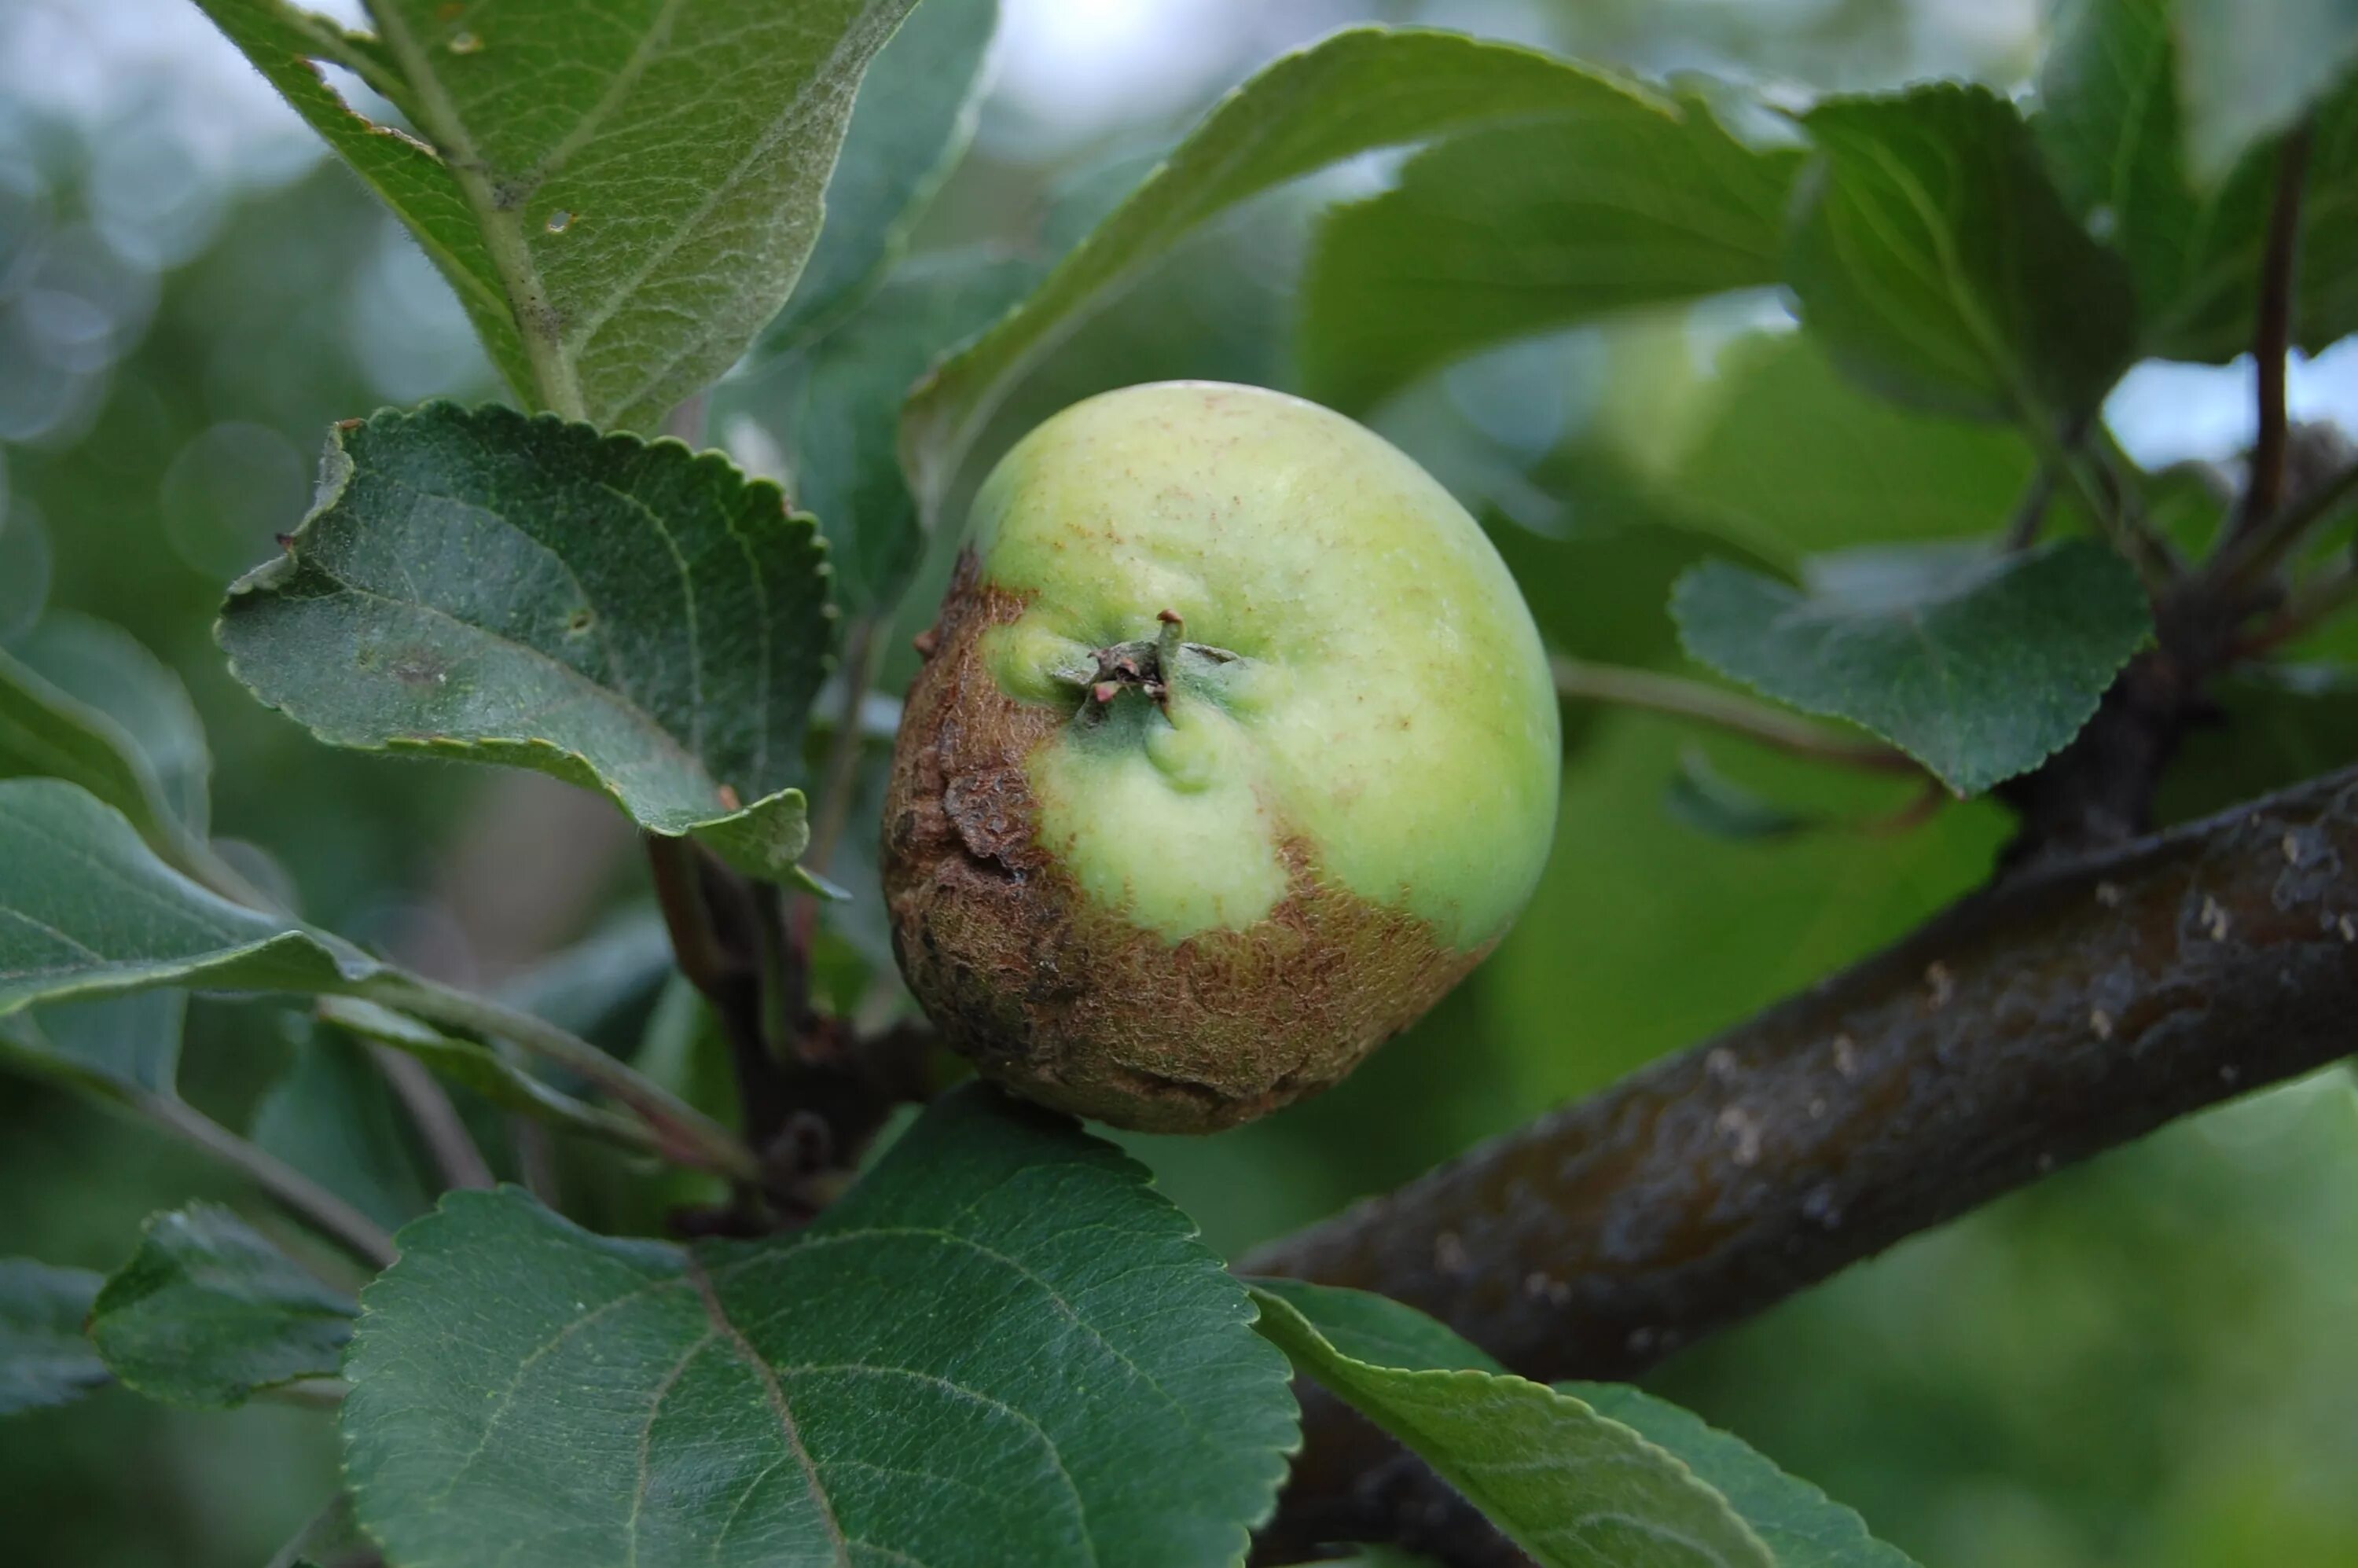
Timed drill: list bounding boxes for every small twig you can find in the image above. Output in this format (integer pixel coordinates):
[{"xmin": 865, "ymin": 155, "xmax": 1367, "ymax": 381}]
[
  {"xmin": 2234, "ymin": 122, "xmax": 2313, "ymax": 544},
  {"xmin": 646, "ymin": 834, "xmax": 739, "ymax": 997},
  {"xmin": 2237, "ymin": 555, "xmax": 2358, "ymax": 658},
  {"xmin": 370, "ymin": 974, "xmax": 761, "ymax": 1184},
  {"xmin": 1552, "ymin": 656, "xmax": 1922, "ymax": 777},
  {"xmin": 136, "ymin": 1091, "xmax": 399, "ymax": 1271},
  {"xmin": 366, "ymin": 1045, "xmax": 494, "ymax": 1192},
  {"xmin": 2002, "ymin": 463, "xmax": 2060, "ymax": 550},
  {"xmin": 2217, "ymin": 457, "xmax": 2358, "ymax": 593}
]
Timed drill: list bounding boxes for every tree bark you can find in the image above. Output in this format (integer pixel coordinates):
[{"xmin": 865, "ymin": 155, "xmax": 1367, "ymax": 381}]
[{"xmin": 1249, "ymin": 762, "xmax": 2358, "ymax": 1559}]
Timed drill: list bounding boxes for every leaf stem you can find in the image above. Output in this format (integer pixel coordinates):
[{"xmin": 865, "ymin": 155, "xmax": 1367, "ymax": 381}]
[
  {"xmin": 365, "ymin": 1045, "xmax": 495, "ymax": 1192},
  {"xmin": 1551, "ymin": 655, "xmax": 1922, "ymax": 777},
  {"xmin": 2217, "ymin": 457, "xmax": 2358, "ymax": 591},
  {"xmin": 135, "ymin": 1091, "xmax": 399, "ymax": 1272},
  {"xmin": 369, "ymin": 975, "xmax": 760, "ymax": 1183}
]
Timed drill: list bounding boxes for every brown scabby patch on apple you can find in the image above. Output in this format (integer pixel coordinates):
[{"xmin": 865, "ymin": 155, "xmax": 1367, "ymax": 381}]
[{"xmin": 881, "ymin": 549, "xmax": 1484, "ymax": 1133}]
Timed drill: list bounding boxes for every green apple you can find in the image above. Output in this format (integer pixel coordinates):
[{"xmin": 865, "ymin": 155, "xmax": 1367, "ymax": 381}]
[{"xmin": 883, "ymin": 381, "xmax": 1559, "ymax": 1132}]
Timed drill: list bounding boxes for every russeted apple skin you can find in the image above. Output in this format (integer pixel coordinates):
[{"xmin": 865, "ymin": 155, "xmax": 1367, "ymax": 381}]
[{"xmin": 883, "ymin": 381, "xmax": 1560, "ymax": 1133}]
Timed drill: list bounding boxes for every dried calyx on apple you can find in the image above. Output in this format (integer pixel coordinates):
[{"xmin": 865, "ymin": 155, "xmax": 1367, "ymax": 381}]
[{"xmin": 882, "ymin": 381, "xmax": 1560, "ymax": 1133}]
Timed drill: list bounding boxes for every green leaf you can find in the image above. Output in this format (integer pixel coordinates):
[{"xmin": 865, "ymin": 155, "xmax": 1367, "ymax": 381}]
[
  {"xmin": 1650, "ymin": 332, "xmax": 2059, "ymax": 564},
  {"xmin": 0, "ymin": 500, "xmax": 50, "ymax": 644},
  {"xmin": 765, "ymin": 0, "xmax": 1000, "ymax": 351},
  {"xmin": 0, "ymin": 611, "xmax": 211, "ymax": 850},
  {"xmin": 0, "ymin": 1260, "xmax": 108, "ymax": 1416},
  {"xmin": 2176, "ymin": 0, "xmax": 2358, "ymax": 184},
  {"xmin": 319, "ymin": 997, "xmax": 659, "ymax": 1159},
  {"xmin": 1565, "ymin": 1383, "xmax": 1920, "ymax": 1568},
  {"xmin": 1672, "ymin": 540, "xmax": 2153, "ymax": 795},
  {"xmin": 1789, "ymin": 84, "xmax": 2136, "ymax": 424},
  {"xmin": 2156, "ymin": 663, "xmax": 2358, "ymax": 821},
  {"xmin": 2037, "ymin": 0, "xmax": 2358, "ymax": 361},
  {"xmin": 252, "ymin": 1022, "xmax": 435, "ymax": 1232},
  {"xmin": 0, "ymin": 778, "xmax": 380, "ymax": 1020},
  {"xmin": 342, "ymin": 1085, "xmax": 1296, "ymax": 1568},
  {"xmin": 787, "ymin": 248, "xmax": 1041, "ymax": 613},
  {"xmin": 903, "ymin": 25, "xmax": 1706, "ymax": 514},
  {"xmin": 0, "ymin": 993, "xmax": 185, "ymax": 1105},
  {"xmin": 87, "ymin": 1204, "xmax": 355, "ymax": 1409},
  {"xmin": 186, "ymin": 0, "xmax": 534, "ymax": 400},
  {"xmin": 200, "ymin": 0, "xmax": 924, "ymax": 428},
  {"xmin": 216, "ymin": 404, "xmax": 832, "ymax": 887},
  {"xmin": 1301, "ymin": 88, "xmax": 1803, "ymax": 413},
  {"xmin": 1664, "ymin": 750, "xmax": 1822, "ymax": 840},
  {"xmin": 1246, "ymin": 1280, "xmax": 1772, "ymax": 1568}
]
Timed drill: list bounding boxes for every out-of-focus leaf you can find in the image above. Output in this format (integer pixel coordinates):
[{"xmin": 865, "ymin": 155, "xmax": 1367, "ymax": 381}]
[
  {"xmin": 789, "ymin": 248, "xmax": 1041, "ymax": 613},
  {"xmin": 0, "ymin": 501, "xmax": 50, "ymax": 644},
  {"xmin": 1247, "ymin": 1280, "xmax": 1772, "ymax": 1568},
  {"xmin": 1302, "ymin": 90, "xmax": 1803, "ymax": 413},
  {"xmin": 0, "ymin": 615, "xmax": 211, "ymax": 868},
  {"xmin": 0, "ymin": 992, "xmax": 185, "ymax": 1106},
  {"xmin": 198, "ymin": 0, "xmax": 922, "ymax": 428},
  {"xmin": 0, "ymin": 1261, "xmax": 108, "ymax": 1416},
  {"xmin": 267, "ymin": 1495, "xmax": 367, "ymax": 1568},
  {"xmin": 1790, "ymin": 85, "xmax": 2135, "ymax": 424},
  {"xmin": 904, "ymin": 26, "xmax": 1713, "ymax": 514},
  {"xmin": 1564, "ymin": 1383, "xmax": 1921, "ymax": 1567},
  {"xmin": 251, "ymin": 1021, "xmax": 434, "ymax": 1232},
  {"xmin": 766, "ymin": 0, "xmax": 1001, "ymax": 350},
  {"xmin": 341, "ymin": 1085, "xmax": 1297, "ymax": 1568},
  {"xmin": 0, "ymin": 780, "xmax": 381, "ymax": 1019},
  {"xmin": 86, "ymin": 1203, "xmax": 355, "ymax": 1409},
  {"xmin": 494, "ymin": 908, "xmax": 673, "ymax": 1045},
  {"xmin": 1664, "ymin": 749, "xmax": 1823, "ymax": 840},
  {"xmin": 2037, "ymin": 0, "xmax": 2358, "ymax": 360},
  {"xmin": 4, "ymin": 611, "xmax": 210, "ymax": 835},
  {"xmin": 2176, "ymin": 0, "xmax": 2358, "ymax": 184},
  {"xmin": 318, "ymin": 997, "xmax": 657, "ymax": 1159},
  {"xmin": 1672, "ymin": 540, "xmax": 2152, "ymax": 794},
  {"xmin": 1649, "ymin": 332, "xmax": 2057, "ymax": 564},
  {"xmin": 217, "ymin": 404, "xmax": 832, "ymax": 887}
]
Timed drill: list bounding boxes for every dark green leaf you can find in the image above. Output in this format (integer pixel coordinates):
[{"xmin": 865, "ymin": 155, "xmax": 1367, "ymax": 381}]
[
  {"xmin": 766, "ymin": 0, "xmax": 1000, "ymax": 350},
  {"xmin": 1565, "ymin": 1383, "xmax": 1920, "ymax": 1567},
  {"xmin": 2037, "ymin": 0, "xmax": 2358, "ymax": 361},
  {"xmin": 788, "ymin": 248, "xmax": 1041, "ymax": 613},
  {"xmin": 87, "ymin": 1203, "xmax": 355, "ymax": 1408},
  {"xmin": 1664, "ymin": 750, "xmax": 1822, "ymax": 840},
  {"xmin": 2176, "ymin": 0, "xmax": 2358, "ymax": 183},
  {"xmin": 267, "ymin": 1495, "xmax": 367, "ymax": 1568},
  {"xmin": 1302, "ymin": 90, "xmax": 1803, "ymax": 413},
  {"xmin": 1672, "ymin": 540, "xmax": 2153, "ymax": 794},
  {"xmin": 217, "ymin": 404, "xmax": 832, "ymax": 887},
  {"xmin": 1247, "ymin": 1281, "xmax": 1771, "ymax": 1568},
  {"xmin": 1790, "ymin": 85, "xmax": 2135, "ymax": 423},
  {"xmin": 0, "ymin": 779, "xmax": 380, "ymax": 1019},
  {"xmin": 187, "ymin": 0, "xmax": 533, "ymax": 398},
  {"xmin": 252, "ymin": 1022, "xmax": 435, "ymax": 1232},
  {"xmin": 905, "ymin": 26, "xmax": 1712, "ymax": 512},
  {"xmin": 319, "ymin": 997, "xmax": 659, "ymax": 1159},
  {"xmin": 0, "ymin": 611, "xmax": 211, "ymax": 846},
  {"xmin": 200, "ymin": 0, "xmax": 923, "ymax": 428},
  {"xmin": 0, "ymin": 1260, "xmax": 108, "ymax": 1416},
  {"xmin": 342, "ymin": 1086, "xmax": 1296, "ymax": 1568}
]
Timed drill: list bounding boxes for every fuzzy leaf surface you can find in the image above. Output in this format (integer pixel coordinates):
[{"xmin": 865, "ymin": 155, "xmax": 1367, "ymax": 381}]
[
  {"xmin": 217, "ymin": 404, "xmax": 831, "ymax": 887},
  {"xmin": 87, "ymin": 1203, "xmax": 355, "ymax": 1409},
  {"xmin": 340, "ymin": 1085, "xmax": 1297, "ymax": 1568},
  {"xmin": 1671, "ymin": 540, "xmax": 2152, "ymax": 795},
  {"xmin": 1789, "ymin": 85, "xmax": 2136, "ymax": 423},
  {"xmin": 1247, "ymin": 1280, "xmax": 1771, "ymax": 1568}
]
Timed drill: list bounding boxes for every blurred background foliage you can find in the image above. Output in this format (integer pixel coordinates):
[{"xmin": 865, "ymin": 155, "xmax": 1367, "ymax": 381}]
[{"xmin": 6, "ymin": 0, "xmax": 2358, "ymax": 1564}]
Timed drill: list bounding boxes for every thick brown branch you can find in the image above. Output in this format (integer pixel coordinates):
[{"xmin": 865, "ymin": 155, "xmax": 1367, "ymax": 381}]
[{"xmin": 1248, "ymin": 764, "xmax": 2358, "ymax": 1557}]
